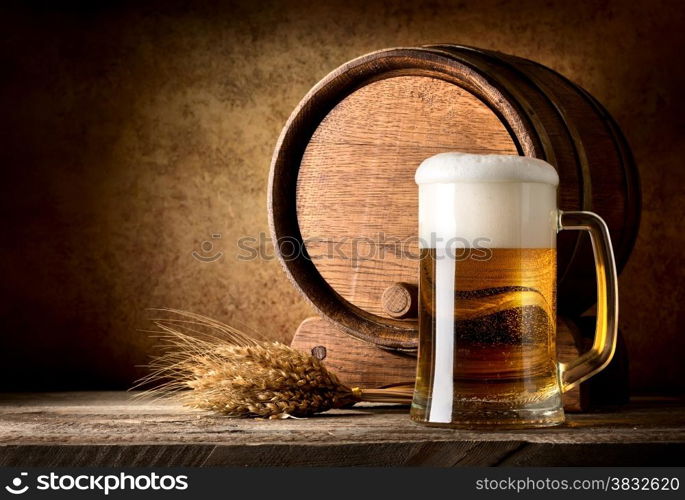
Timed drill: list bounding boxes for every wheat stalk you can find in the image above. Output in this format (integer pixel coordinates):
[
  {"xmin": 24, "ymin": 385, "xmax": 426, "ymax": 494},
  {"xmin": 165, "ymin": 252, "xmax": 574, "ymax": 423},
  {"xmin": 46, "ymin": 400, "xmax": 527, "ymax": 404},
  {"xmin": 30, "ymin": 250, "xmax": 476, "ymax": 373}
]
[{"xmin": 134, "ymin": 309, "xmax": 413, "ymax": 419}]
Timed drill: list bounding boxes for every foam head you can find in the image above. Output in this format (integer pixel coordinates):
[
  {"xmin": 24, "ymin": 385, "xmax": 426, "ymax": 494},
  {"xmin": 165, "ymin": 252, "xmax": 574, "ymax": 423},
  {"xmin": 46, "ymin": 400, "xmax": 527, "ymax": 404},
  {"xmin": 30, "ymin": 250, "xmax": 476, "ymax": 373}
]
[{"xmin": 416, "ymin": 153, "xmax": 559, "ymax": 249}]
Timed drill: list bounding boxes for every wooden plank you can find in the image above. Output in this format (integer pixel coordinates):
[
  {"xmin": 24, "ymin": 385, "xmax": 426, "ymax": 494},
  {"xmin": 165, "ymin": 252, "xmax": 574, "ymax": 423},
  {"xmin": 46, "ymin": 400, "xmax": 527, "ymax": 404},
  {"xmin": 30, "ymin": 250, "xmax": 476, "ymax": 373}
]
[
  {"xmin": 291, "ymin": 317, "xmax": 418, "ymax": 389},
  {"xmin": 3, "ymin": 441, "xmax": 683, "ymax": 467},
  {"xmin": 203, "ymin": 441, "xmax": 525, "ymax": 467},
  {"xmin": 0, "ymin": 445, "xmax": 214, "ymax": 467},
  {"xmin": 0, "ymin": 393, "xmax": 682, "ymax": 467}
]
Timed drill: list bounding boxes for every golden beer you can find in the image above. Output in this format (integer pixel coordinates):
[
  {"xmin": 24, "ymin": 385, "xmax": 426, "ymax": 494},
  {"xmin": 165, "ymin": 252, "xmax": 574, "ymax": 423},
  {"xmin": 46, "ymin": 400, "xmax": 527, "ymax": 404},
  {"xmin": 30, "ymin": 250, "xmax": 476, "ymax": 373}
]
[
  {"xmin": 411, "ymin": 248, "xmax": 562, "ymax": 426},
  {"xmin": 411, "ymin": 152, "xmax": 618, "ymax": 428}
]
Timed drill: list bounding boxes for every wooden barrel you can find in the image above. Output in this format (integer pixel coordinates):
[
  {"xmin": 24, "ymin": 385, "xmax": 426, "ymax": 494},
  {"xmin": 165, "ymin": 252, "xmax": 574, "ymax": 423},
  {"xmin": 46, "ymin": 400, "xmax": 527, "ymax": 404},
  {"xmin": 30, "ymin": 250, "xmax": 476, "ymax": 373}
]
[{"xmin": 268, "ymin": 45, "xmax": 640, "ymax": 351}]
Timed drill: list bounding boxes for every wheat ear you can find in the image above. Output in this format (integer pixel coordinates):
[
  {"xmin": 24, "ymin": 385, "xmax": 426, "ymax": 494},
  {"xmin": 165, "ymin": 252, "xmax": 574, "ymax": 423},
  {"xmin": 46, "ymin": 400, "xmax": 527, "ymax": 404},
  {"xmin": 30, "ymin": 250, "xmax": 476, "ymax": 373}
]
[{"xmin": 133, "ymin": 309, "xmax": 413, "ymax": 419}]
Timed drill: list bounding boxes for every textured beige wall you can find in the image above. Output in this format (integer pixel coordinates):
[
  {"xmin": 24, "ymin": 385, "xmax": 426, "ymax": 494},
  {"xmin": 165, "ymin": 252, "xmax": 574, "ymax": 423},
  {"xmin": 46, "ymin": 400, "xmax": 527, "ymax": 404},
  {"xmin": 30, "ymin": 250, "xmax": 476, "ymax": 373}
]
[{"xmin": 1, "ymin": 0, "xmax": 683, "ymax": 392}]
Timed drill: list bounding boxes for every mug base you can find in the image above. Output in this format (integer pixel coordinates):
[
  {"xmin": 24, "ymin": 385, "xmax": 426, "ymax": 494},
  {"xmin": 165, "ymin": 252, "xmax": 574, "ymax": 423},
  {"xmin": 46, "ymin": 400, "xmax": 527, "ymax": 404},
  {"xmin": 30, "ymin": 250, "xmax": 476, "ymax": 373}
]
[{"xmin": 410, "ymin": 406, "xmax": 565, "ymax": 429}]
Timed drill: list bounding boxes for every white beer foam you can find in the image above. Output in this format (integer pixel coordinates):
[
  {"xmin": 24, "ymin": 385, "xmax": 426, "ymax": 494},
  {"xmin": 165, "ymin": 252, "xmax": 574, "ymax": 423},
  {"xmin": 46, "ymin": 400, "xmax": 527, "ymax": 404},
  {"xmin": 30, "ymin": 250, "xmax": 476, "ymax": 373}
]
[
  {"xmin": 416, "ymin": 153, "xmax": 558, "ymax": 249},
  {"xmin": 415, "ymin": 152, "xmax": 559, "ymax": 186}
]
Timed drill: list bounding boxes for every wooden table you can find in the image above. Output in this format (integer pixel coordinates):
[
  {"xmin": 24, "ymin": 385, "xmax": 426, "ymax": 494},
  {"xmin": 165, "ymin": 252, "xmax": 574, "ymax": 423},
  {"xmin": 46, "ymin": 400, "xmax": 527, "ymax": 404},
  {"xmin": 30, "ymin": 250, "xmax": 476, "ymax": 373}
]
[{"xmin": 0, "ymin": 392, "xmax": 683, "ymax": 467}]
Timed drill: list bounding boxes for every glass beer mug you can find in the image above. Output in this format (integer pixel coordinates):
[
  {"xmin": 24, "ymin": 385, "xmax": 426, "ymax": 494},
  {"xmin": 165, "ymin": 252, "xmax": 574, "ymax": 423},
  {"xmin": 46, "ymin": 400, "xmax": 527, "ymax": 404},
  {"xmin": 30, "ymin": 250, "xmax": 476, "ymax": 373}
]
[{"xmin": 410, "ymin": 152, "xmax": 618, "ymax": 427}]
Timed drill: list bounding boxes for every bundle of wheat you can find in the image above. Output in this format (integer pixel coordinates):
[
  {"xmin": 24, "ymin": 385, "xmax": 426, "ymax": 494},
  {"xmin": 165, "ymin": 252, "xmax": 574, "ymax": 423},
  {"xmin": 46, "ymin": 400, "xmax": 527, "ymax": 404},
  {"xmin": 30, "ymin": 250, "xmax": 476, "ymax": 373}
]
[{"xmin": 134, "ymin": 309, "xmax": 413, "ymax": 419}]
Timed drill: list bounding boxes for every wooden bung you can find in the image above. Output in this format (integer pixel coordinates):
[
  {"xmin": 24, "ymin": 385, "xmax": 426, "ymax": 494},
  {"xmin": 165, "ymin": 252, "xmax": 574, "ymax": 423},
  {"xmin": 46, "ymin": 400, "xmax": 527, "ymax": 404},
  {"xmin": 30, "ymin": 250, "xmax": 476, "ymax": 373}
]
[{"xmin": 381, "ymin": 283, "xmax": 418, "ymax": 319}]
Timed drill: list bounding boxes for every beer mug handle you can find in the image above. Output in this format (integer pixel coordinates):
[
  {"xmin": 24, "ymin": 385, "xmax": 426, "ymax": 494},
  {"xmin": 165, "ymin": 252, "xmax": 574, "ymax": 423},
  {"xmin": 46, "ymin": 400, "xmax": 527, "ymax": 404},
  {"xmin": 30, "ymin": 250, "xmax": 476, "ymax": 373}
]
[{"xmin": 557, "ymin": 210, "xmax": 619, "ymax": 392}]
